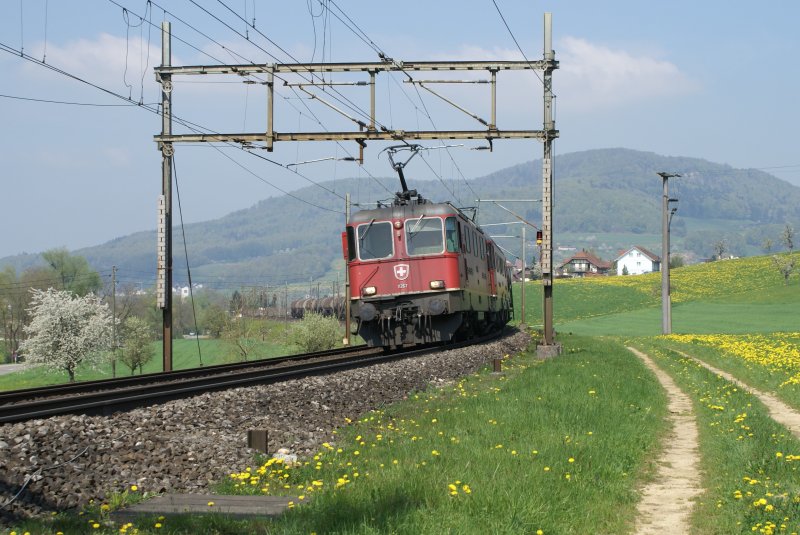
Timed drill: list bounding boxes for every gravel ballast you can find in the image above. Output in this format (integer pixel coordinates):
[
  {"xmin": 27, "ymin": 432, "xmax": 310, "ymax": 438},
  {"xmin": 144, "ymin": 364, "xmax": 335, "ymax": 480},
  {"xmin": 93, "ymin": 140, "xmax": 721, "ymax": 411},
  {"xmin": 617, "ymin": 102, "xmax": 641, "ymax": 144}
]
[{"xmin": 0, "ymin": 330, "xmax": 530, "ymax": 523}]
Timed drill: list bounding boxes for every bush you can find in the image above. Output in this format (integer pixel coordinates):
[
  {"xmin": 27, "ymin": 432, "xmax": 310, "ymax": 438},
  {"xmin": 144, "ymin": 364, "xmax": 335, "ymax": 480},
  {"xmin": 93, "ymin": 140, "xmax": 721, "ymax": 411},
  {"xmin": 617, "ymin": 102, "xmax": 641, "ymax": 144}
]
[{"xmin": 289, "ymin": 312, "xmax": 341, "ymax": 353}]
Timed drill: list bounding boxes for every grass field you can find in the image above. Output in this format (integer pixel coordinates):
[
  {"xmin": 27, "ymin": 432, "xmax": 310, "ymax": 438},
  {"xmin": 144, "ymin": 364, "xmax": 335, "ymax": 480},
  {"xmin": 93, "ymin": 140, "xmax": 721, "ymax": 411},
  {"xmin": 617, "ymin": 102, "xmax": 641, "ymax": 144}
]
[
  {"xmin": 16, "ymin": 336, "xmax": 669, "ymax": 535},
  {"xmin": 5, "ymin": 254, "xmax": 800, "ymax": 534},
  {"xmin": 514, "ymin": 254, "xmax": 799, "ymax": 336},
  {"xmin": 0, "ymin": 320, "xmax": 300, "ymax": 391}
]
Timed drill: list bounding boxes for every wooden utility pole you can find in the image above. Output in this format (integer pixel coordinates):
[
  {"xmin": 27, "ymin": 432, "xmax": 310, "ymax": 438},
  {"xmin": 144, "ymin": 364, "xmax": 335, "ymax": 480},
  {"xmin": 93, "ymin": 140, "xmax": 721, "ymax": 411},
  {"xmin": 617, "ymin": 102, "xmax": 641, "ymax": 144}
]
[{"xmin": 111, "ymin": 265, "xmax": 117, "ymax": 378}]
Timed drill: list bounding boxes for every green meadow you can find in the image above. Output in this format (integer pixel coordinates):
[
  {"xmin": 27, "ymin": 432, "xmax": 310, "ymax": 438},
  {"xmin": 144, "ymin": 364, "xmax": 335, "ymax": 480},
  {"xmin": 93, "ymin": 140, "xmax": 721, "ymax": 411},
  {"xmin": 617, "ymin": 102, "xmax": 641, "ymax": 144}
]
[
  {"xmin": 7, "ymin": 255, "xmax": 800, "ymax": 534},
  {"xmin": 515, "ymin": 253, "xmax": 799, "ymax": 336},
  {"xmin": 0, "ymin": 320, "xmax": 297, "ymax": 391}
]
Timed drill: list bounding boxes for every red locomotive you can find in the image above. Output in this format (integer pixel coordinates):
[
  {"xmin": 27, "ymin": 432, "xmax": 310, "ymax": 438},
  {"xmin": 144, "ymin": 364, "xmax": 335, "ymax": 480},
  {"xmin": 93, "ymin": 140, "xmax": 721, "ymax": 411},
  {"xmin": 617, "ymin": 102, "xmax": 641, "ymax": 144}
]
[{"xmin": 342, "ymin": 146, "xmax": 514, "ymax": 347}]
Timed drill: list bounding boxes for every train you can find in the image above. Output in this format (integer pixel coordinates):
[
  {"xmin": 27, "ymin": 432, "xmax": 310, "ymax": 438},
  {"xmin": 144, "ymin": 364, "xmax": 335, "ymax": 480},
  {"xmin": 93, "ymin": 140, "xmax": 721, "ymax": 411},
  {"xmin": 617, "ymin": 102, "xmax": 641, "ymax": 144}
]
[
  {"xmin": 343, "ymin": 145, "xmax": 514, "ymax": 348},
  {"xmin": 290, "ymin": 296, "xmax": 345, "ymax": 319}
]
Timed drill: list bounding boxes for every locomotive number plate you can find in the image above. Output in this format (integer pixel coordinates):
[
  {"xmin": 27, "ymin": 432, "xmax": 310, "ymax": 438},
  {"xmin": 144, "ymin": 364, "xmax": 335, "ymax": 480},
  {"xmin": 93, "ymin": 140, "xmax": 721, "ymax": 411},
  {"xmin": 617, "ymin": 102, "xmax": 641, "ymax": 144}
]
[{"xmin": 397, "ymin": 283, "xmax": 408, "ymax": 289}]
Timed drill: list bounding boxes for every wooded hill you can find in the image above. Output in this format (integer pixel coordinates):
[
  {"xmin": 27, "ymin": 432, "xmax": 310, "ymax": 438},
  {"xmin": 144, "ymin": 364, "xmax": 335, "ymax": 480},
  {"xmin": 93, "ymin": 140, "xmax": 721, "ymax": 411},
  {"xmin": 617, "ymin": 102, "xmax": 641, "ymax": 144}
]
[{"xmin": 3, "ymin": 148, "xmax": 798, "ymax": 289}]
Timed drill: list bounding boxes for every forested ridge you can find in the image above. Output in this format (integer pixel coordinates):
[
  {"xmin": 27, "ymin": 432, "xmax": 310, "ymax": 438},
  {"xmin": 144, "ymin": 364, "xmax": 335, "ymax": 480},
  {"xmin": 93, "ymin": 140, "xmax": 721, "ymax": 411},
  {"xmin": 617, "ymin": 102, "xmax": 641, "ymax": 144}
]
[{"xmin": 3, "ymin": 148, "xmax": 798, "ymax": 286}]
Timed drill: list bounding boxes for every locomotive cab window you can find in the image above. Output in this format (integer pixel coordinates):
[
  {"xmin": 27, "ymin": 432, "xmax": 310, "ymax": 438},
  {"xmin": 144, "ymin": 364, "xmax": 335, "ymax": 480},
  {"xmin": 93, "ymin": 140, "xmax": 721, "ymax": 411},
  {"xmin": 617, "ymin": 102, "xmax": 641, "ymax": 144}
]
[
  {"xmin": 445, "ymin": 217, "xmax": 459, "ymax": 253},
  {"xmin": 405, "ymin": 217, "xmax": 444, "ymax": 256},
  {"xmin": 357, "ymin": 220, "xmax": 394, "ymax": 260}
]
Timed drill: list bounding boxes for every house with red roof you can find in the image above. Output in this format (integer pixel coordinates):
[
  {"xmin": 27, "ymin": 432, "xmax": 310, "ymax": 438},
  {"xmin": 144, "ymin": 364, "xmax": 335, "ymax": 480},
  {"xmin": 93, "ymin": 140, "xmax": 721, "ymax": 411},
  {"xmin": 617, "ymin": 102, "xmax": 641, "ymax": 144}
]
[{"xmin": 557, "ymin": 250, "xmax": 612, "ymax": 278}]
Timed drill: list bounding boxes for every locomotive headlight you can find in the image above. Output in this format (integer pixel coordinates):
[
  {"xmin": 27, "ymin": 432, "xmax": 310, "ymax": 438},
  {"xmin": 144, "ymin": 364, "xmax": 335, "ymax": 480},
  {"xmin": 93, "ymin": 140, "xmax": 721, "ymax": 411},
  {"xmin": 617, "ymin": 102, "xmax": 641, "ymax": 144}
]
[
  {"xmin": 363, "ymin": 286, "xmax": 377, "ymax": 296},
  {"xmin": 429, "ymin": 280, "xmax": 445, "ymax": 290}
]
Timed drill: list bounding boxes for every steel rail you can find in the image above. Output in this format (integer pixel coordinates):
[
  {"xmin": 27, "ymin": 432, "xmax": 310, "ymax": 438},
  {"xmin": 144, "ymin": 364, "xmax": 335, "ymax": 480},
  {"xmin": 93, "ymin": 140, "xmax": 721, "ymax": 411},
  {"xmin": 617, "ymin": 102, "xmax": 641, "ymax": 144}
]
[
  {"xmin": 0, "ymin": 333, "xmax": 503, "ymax": 424},
  {"xmin": 0, "ymin": 345, "xmax": 369, "ymax": 406}
]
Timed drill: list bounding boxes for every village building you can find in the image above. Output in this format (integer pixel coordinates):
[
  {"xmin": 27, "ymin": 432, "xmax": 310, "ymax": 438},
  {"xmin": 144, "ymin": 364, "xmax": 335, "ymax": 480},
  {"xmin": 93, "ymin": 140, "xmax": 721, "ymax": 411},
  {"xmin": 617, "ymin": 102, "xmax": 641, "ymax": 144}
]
[
  {"xmin": 615, "ymin": 246, "xmax": 661, "ymax": 275},
  {"xmin": 557, "ymin": 250, "xmax": 612, "ymax": 277}
]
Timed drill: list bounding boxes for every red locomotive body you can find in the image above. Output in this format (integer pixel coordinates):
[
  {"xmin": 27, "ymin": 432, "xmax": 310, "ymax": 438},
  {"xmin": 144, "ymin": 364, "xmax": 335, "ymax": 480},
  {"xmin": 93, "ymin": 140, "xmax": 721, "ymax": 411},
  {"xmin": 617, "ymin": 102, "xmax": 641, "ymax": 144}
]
[{"xmin": 344, "ymin": 193, "xmax": 513, "ymax": 347}]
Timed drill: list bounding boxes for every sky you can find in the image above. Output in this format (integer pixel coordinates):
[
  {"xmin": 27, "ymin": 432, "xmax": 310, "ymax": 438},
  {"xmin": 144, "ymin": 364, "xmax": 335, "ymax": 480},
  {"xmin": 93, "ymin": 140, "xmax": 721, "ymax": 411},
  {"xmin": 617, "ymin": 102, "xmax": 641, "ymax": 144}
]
[{"xmin": 1, "ymin": 0, "xmax": 799, "ymax": 259}]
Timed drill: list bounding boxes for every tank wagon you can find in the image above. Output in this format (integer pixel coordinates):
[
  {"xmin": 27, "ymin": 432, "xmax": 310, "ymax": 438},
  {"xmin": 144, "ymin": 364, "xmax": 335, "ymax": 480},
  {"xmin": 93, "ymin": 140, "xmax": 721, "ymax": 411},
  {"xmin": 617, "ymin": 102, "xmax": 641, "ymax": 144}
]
[
  {"xmin": 343, "ymin": 146, "xmax": 513, "ymax": 348},
  {"xmin": 290, "ymin": 296, "xmax": 345, "ymax": 319}
]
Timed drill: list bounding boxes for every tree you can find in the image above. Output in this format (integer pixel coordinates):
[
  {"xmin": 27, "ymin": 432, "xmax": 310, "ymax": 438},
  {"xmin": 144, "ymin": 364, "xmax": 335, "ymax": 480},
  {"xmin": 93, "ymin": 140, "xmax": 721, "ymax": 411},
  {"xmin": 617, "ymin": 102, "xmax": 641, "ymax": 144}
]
[
  {"xmin": 772, "ymin": 254, "xmax": 796, "ymax": 285},
  {"xmin": 20, "ymin": 288, "xmax": 112, "ymax": 382},
  {"xmin": 202, "ymin": 304, "xmax": 228, "ymax": 338},
  {"xmin": 782, "ymin": 224, "xmax": 795, "ymax": 252},
  {"xmin": 41, "ymin": 248, "xmax": 102, "ymax": 296},
  {"xmin": 230, "ymin": 290, "xmax": 243, "ymax": 314},
  {"xmin": 772, "ymin": 224, "xmax": 797, "ymax": 285},
  {"xmin": 669, "ymin": 255, "xmax": 685, "ymax": 269},
  {"xmin": 289, "ymin": 312, "xmax": 341, "ymax": 353},
  {"xmin": 119, "ymin": 316, "xmax": 155, "ymax": 375},
  {"xmin": 0, "ymin": 267, "xmax": 26, "ymax": 359},
  {"xmin": 222, "ymin": 317, "xmax": 260, "ymax": 361},
  {"xmin": 713, "ymin": 239, "xmax": 727, "ymax": 261}
]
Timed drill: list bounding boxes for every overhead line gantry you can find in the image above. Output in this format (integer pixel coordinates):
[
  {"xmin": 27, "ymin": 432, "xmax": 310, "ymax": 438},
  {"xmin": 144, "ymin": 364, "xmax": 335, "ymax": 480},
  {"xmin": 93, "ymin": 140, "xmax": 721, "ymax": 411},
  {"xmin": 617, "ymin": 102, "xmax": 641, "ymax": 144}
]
[{"xmin": 155, "ymin": 15, "xmax": 560, "ymax": 370}]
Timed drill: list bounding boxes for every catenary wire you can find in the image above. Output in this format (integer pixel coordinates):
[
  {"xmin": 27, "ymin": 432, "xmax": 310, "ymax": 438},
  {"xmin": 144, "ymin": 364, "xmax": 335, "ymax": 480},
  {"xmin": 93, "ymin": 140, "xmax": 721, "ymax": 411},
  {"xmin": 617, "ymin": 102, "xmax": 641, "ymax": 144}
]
[
  {"xmin": 0, "ymin": 40, "xmax": 344, "ymax": 214},
  {"xmin": 323, "ymin": 0, "xmax": 480, "ymax": 204},
  {"xmin": 0, "ymin": 93, "xmax": 158, "ymax": 107},
  {"xmin": 104, "ymin": 0, "xmax": 391, "ymax": 199},
  {"xmin": 172, "ymin": 155, "xmax": 204, "ymax": 365}
]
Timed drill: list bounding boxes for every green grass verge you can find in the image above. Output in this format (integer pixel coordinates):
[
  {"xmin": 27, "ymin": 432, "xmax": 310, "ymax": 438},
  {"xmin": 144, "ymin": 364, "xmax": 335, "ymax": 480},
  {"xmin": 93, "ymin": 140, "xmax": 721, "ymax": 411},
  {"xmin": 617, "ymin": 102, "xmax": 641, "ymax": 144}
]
[
  {"xmin": 215, "ymin": 335, "xmax": 667, "ymax": 535},
  {"xmin": 632, "ymin": 340, "xmax": 800, "ymax": 534},
  {"xmin": 6, "ymin": 335, "xmax": 668, "ymax": 534}
]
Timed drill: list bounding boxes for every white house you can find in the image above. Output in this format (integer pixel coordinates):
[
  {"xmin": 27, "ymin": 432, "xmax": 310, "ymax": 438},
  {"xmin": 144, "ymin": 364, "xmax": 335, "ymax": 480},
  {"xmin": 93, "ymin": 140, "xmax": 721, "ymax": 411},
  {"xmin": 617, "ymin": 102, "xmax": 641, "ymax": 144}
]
[{"xmin": 615, "ymin": 246, "xmax": 661, "ymax": 275}]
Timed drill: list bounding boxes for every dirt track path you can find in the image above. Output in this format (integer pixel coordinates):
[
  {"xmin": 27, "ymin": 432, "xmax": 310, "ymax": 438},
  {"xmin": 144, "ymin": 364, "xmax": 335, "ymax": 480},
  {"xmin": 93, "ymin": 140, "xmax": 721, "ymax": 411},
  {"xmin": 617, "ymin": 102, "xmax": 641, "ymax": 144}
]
[
  {"xmin": 627, "ymin": 347, "xmax": 703, "ymax": 535},
  {"xmin": 674, "ymin": 349, "xmax": 800, "ymax": 440}
]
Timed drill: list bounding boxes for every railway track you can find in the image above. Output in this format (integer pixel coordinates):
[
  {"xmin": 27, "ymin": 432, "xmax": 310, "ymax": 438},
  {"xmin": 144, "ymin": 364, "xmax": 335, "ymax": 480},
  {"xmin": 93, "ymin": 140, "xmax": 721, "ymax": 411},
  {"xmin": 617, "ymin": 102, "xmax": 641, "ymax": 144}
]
[{"xmin": 0, "ymin": 333, "xmax": 500, "ymax": 424}]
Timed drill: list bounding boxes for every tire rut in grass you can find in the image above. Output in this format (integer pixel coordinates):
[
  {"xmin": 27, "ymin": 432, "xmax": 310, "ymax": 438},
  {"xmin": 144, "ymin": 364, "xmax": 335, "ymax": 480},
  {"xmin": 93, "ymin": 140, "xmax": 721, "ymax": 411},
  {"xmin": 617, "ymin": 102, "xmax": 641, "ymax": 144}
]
[
  {"xmin": 627, "ymin": 347, "xmax": 703, "ymax": 535},
  {"xmin": 673, "ymin": 349, "xmax": 800, "ymax": 440}
]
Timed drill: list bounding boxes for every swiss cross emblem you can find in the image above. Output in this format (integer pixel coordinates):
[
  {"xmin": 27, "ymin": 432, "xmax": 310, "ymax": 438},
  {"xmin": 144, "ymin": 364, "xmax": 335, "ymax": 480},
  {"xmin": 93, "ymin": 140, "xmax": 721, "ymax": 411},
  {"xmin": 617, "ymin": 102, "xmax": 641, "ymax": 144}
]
[{"xmin": 393, "ymin": 264, "xmax": 410, "ymax": 280}]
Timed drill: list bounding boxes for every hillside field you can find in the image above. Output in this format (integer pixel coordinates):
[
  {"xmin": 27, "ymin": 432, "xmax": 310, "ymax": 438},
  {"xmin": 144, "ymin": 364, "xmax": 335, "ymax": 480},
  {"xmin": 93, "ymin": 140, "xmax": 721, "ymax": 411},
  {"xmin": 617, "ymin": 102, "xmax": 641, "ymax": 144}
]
[
  {"xmin": 515, "ymin": 253, "xmax": 800, "ymax": 335},
  {"xmin": 6, "ymin": 253, "xmax": 800, "ymax": 534}
]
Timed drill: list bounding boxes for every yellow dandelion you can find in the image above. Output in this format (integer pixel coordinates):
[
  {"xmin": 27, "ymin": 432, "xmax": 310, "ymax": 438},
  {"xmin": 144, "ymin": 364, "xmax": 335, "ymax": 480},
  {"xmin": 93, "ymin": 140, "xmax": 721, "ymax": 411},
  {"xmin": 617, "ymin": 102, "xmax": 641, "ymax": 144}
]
[
  {"xmin": 207, "ymin": 501, "xmax": 215, "ymax": 507},
  {"xmin": 568, "ymin": 457, "xmax": 575, "ymax": 463},
  {"xmin": 154, "ymin": 523, "xmax": 162, "ymax": 529},
  {"xmin": 130, "ymin": 485, "xmax": 138, "ymax": 492}
]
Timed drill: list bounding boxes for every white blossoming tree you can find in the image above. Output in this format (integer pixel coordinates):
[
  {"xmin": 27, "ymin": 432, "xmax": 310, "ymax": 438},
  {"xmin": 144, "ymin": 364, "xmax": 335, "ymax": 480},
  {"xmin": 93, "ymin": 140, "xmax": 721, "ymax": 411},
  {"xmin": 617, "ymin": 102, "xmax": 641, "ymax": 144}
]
[{"xmin": 20, "ymin": 288, "xmax": 113, "ymax": 382}]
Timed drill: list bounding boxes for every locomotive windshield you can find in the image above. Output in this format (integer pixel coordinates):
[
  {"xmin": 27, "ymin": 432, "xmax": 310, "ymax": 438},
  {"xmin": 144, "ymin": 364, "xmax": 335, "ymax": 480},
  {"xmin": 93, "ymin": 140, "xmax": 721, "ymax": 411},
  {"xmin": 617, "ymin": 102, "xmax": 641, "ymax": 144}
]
[
  {"xmin": 357, "ymin": 220, "xmax": 394, "ymax": 260},
  {"xmin": 405, "ymin": 217, "xmax": 444, "ymax": 256}
]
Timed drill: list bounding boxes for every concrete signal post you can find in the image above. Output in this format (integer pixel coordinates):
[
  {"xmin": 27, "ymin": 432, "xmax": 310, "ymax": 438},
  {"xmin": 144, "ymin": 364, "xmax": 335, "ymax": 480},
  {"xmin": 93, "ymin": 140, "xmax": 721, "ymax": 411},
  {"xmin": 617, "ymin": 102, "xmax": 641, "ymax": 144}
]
[{"xmin": 658, "ymin": 171, "xmax": 681, "ymax": 335}]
